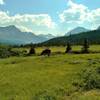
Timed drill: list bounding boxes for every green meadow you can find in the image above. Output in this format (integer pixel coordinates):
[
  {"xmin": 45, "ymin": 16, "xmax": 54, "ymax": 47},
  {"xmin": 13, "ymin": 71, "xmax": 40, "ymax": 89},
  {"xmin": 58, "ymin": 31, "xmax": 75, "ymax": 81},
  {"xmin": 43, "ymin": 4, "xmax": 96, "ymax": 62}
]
[
  {"xmin": 12, "ymin": 45, "xmax": 100, "ymax": 54},
  {"xmin": 0, "ymin": 46, "xmax": 100, "ymax": 100}
]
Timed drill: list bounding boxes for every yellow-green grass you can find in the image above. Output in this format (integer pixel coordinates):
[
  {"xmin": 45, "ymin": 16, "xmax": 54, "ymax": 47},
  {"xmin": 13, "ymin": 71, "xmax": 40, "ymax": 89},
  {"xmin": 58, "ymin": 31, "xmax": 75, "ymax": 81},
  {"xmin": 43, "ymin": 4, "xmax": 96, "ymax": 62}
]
[
  {"xmin": 0, "ymin": 52, "xmax": 100, "ymax": 100},
  {"xmin": 35, "ymin": 45, "xmax": 100, "ymax": 55},
  {"xmin": 12, "ymin": 45, "xmax": 100, "ymax": 54}
]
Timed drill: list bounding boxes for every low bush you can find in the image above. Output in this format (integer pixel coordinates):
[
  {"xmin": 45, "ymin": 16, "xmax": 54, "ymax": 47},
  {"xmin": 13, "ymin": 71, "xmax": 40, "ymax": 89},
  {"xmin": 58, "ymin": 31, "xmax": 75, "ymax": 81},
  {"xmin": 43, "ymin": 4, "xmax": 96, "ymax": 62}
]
[
  {"xmin": 0, "ymin": 48, "xmax": 11, "ymax": 58},
  {"xmin": 82, "ymin": 68, "xmax": 100, "ymax": 90},
  {"xmin": 73, "ymin": 66, "xmax": 100, "ymax": 91},
  {"xmin": 0, "ymin": 47, "xmax": 21, "ymax": 58},
  {"xmin": 33, "ymin": 90, "xmax": 56, "ymax": 100},
  {"xmin": 29, "ymin": 47, "xmax": 36, "ymax": 55}
]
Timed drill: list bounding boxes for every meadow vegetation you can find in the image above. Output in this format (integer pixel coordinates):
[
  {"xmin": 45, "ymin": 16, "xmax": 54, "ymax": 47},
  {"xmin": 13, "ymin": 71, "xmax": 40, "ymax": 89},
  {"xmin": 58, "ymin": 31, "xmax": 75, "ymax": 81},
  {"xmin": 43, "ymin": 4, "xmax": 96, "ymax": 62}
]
[{"xmin": 0, "ymin": 45, "xmax": 100, "ymax": 100}]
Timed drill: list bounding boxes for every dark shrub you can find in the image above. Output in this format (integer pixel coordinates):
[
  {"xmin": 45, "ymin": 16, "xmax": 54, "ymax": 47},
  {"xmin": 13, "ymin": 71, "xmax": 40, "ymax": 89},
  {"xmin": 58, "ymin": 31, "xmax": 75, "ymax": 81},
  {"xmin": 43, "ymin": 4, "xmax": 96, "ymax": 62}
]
[
  {"xmin": 10, "ymin": 50, "xmax": 20, "ymax": 56},
  {"xmin": 0, "ymin": 48, "xmax": 11, "ymax": 58},
  {"xmin": 65, "ymin": 42, "xmax": 72, "ymax": 53},
  {"xmin": 41, "ymin": 49, "xmax": 51, "ymax": 56},
  {"xmin": 29, "ymin": 47, "xmax": 36, "ymax": 55},
  {"xmin": 81, "ymin": 38, "xmax": 90, "ymax": 53},
  {"xmin": 0, "ymin": 47, "xmax": 21, "ymax": 58}
]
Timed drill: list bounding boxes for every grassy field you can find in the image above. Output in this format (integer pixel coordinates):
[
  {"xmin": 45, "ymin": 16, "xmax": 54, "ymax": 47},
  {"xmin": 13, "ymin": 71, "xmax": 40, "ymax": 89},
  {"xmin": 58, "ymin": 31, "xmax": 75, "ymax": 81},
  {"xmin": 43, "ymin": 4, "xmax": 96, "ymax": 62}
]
[
  {"xmin": 35, "ymin": 45, "xmax": 100, "ymax": 53},
  {"xmin": 0, "ymin": 46, "xmax": 100, "ymax": 100},
  {"xmin": 12, "ymin": 45, "xmax": 100, "ymax": 54}
]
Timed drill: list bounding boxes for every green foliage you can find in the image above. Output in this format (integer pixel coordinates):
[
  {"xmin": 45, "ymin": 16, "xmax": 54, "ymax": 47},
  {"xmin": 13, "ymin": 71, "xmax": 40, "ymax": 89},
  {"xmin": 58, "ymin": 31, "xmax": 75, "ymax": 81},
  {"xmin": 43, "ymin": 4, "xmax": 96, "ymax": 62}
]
[
  {"xmin": 81, "ymin": 38, "xmax": 90, "ymax": 53},
  {"xmin": 0, "ymin": 46, "xmax": 25, "ymax": 58},
  {"xmin": 0, "ymin": 46, "xmax": 100, "ymax": 99},
  {"xmin": 29, "ymin": 47, "xmax": 36, "ymax": 55},
  {"xmin": 65, "ymin": 42, "xmax": 72, "ymax": 53},
  {"xmin": 0, "ymin": 48, "xmax": 11, "ymax": 58},
  {"xmin": 82, "ymin": 68, "xmax": 100, "ymax": 90},
  {"xmin": 74, "ymin": 66, "xmax": 100, "ymax": 91},
  {"xmin": 37, "ymin": 30, "xmax": 100, "ymax": 46},
  {"xmin": 33, "ymin": 90, "xmax": 56, "ymax": 100}
]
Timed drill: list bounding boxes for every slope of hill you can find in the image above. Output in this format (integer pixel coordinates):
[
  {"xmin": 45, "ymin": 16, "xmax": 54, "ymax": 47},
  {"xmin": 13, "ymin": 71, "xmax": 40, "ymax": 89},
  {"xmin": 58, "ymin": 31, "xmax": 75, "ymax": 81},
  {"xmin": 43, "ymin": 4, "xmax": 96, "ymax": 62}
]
[
  {"xmin": 0, "ymin": 25, "xmax": 52, "ymax": 45},
  {"xmin": 65, "ymin": 27, "xmax": 90, "ymax": 36},
  {"xmin": 38, "ymin": 34, "xmax": 55, "ymax": 39},
  {"xmin": 98, "ymin": 26, "xmax": 100, "ymax": 30},
  {"xmin": 38, "ymin": 30, "xmax": 100, "ymax": 46}
]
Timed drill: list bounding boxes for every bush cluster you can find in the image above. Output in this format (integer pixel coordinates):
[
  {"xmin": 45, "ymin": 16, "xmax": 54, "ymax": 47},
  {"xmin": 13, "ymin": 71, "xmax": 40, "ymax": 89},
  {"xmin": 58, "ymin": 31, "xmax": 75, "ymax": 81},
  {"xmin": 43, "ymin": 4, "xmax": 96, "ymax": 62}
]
[
  {"xmin": 82, "ymin": 67, "xmax": 100, "ymax": 90},
  {"xmin": 73, "ymin": 66, "xmax": 100, "ymax": 91},
  {"xmin": 0, "ymin": 47, "xmax": 21, "ymax": 58}
]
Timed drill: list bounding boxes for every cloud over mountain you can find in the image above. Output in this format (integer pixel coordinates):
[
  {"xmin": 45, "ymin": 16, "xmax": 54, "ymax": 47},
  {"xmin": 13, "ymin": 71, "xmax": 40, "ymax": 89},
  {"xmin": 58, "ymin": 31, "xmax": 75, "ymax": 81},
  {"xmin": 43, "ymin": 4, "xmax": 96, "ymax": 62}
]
[
  {"xmin": 59, "ymin": 0, "xmax": 100, "ymax": 30},
  {"xmin": 0, "ymin": 0, "xmax": 100, "ymax": 35},
  {"xmin": 0, "ymin": 11, "xmax": 56, "ymax": 35}
]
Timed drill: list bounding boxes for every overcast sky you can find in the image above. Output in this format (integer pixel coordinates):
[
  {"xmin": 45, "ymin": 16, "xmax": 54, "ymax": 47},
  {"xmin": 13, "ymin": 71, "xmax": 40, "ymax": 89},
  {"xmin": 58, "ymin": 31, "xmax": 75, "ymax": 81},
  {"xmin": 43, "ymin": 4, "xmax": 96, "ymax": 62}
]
[{"xmin": 0, "ymin": 0, "xmax": 100, "ymax": 36}]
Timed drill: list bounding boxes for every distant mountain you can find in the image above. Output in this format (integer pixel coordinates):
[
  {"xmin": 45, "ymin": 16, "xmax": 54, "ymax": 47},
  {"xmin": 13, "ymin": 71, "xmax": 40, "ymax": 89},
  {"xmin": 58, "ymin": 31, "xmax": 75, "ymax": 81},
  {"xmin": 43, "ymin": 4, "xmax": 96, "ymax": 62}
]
[
  {"xmin": 38, "ymin": 29, "xmax": 100, "ymax": 46},
  {"xmin": 0, "ymin": 25, "xmax": 51, "ymax": 45},
  {"xmin": 38, "ymin": 34, "xmax": 55, "ymax": 39},
  {"xmin": 65, "ymin": 27, "xmax": 90, "ymax": 36}
]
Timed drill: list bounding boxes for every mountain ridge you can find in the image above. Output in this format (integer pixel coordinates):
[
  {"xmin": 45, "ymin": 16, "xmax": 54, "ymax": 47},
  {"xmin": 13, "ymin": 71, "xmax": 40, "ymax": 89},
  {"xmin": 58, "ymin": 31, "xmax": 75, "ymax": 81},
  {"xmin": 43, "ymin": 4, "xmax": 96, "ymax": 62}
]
[
  {"xmin": 65, "ymin": 27, "xmax": 90, "ymax": 36},
  {"xmin": 0, "ymin": 25, "xmax": 54, "ymax": 45}
]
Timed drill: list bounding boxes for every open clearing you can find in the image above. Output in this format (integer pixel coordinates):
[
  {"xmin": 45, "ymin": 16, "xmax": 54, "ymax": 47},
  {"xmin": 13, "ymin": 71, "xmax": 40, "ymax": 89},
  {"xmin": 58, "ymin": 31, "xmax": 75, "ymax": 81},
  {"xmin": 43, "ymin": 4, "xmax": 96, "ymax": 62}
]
[{"xmin": 0, "ymin": 46, "xmax": 100, "ymax": 100}]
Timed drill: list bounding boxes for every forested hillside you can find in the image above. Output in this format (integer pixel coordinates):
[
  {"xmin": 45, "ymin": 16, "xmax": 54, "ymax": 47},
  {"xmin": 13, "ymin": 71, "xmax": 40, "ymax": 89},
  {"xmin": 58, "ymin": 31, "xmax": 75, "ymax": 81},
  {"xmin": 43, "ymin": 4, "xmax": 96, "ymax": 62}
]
[{"xmin": 37, "ymin": 30, "xmax": 100, "ymax": 46}]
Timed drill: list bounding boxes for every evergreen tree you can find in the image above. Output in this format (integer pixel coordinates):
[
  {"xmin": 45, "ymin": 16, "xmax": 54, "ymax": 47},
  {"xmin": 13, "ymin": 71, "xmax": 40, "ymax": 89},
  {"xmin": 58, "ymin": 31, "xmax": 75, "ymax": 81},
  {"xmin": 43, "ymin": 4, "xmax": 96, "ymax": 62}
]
[
  {"xmin": 65, "ymin": 42, "xmax": 72, "ymax": 53},
  {"xmin": 29, "ymin": 46, "xmax": 36, "ymax": 55},
  {"xmin": 82, "ymin": 38, "xmax": 89, "ymax": 53}
]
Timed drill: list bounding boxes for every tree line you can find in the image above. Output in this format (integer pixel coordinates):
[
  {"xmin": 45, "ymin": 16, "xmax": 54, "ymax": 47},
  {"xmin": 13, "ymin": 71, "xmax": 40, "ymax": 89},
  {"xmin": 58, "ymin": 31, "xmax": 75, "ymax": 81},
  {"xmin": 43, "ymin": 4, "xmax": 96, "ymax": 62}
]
[{"xmin": 0, "ymin": 38, "xmax": 96, "ymax": 58}]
